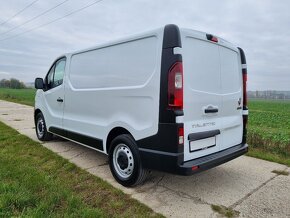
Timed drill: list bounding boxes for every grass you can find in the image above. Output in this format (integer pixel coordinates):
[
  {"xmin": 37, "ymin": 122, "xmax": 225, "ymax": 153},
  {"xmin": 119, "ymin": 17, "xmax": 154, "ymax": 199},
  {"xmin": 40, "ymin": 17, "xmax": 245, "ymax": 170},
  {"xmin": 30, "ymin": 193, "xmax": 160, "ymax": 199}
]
[
  {"xmin": 0, "ymin": 121, "xmax": 163, "ymax": 217},
  {"xmin": 247, "ymin": 99, "xmax": 290, "ymax": 166},
  {"xmin": 211, "ymin": 205, "xmax": 239, "ymax": 218},
  {"xmin": 247, "ymin": 147, "xmax": 290, "ymax": 167},
  {"xmin": 0, "ymin": 88, "xmax": 36, "ymax": 106},
  {"xmin": 272, "ymin": 170, "xmax": 289, "ymax": 176}
]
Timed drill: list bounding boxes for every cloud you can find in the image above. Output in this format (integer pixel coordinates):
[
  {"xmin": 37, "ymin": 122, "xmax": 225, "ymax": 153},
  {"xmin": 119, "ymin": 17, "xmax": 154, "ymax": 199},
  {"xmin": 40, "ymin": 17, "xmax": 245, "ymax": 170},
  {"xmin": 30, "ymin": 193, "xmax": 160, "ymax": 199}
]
[
  {"xmin": 0, "ymin": 0, "xmax": 289, "ymax": 90},
  {"xmin": 0, "ymin": 71, "xmax": 11, "ymax": 75}
]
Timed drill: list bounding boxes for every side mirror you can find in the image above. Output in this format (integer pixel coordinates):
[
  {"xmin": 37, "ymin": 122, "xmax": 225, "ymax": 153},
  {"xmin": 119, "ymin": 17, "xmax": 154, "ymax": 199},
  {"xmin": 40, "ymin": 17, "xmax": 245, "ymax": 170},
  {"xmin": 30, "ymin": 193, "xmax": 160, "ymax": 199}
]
[{"xmin": 35, "ymin": 78, "xmax": 44, "ymax": 89}]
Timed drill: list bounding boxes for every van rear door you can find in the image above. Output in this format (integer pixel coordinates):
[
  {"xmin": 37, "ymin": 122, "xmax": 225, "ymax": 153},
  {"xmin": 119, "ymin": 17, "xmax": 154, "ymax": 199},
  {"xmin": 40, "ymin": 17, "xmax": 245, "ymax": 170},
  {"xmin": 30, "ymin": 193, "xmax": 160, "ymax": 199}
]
[
  {"xmin": 182, "ymin": 36, "xmax": 223, "ymax": 161},
  {"xmin": 219, "ymin": 46, "xmax": 243, "ymax": 151},
  {"xmin": 182, "ymin": 31, "xmax": 242, "ymax": 162}
]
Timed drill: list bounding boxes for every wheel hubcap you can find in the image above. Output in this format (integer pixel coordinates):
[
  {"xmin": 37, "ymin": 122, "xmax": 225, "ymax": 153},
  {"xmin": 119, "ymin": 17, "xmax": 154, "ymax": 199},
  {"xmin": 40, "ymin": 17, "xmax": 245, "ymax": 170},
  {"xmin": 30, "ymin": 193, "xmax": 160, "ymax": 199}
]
[
  {"xmin": 37, "ymin": 118, "xmax": 45, "ymax": 138},
  {"xmin": 117, "ymin": 153, "xmax": 128, "ymax": 170},
  {"xmin": 113, "ymin": 144, "xmax": 134, "ymax": 179}
]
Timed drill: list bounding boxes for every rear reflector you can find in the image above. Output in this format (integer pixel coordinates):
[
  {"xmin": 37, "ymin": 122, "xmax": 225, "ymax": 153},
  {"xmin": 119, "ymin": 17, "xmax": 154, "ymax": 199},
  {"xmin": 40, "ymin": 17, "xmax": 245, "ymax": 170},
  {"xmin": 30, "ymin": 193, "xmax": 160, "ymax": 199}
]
[
  {"xmin": 178, "ymin": 127, "xmax": 184, "ymax": 145},
  {"xmin": 191, "ymin": 166, "xmax": 199, "ymax": 171}
]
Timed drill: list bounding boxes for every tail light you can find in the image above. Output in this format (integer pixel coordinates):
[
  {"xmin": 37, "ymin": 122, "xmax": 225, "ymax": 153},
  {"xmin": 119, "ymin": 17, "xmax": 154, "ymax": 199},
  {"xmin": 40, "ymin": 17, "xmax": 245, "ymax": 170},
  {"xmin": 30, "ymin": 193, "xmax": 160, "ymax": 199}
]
[
  {"xmin": 242, "ymin": 68, "xmax": 248, "ymax": 132},
  {"xmin": 168, "ymin": 62, "xmax": 183, "ymax": 110},
  {"xmin": 239, "ymin": 47, "xmax": 249, "ymax": 144},
  {"xmin": 178, "ymin": 127, "xmax": 184, "ymax": 145},
  {"xmin": 242, "ymin": 69, "xmax": 248, "ymax": 107}
]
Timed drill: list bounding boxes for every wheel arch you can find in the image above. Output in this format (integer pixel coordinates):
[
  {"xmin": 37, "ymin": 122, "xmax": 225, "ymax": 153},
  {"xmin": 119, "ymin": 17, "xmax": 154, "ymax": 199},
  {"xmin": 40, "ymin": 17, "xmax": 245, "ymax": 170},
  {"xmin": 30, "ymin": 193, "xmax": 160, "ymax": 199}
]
[
  {"xmin": 106, "ymin": 127, "xmax": 134, "ymax": 154},
  {"xmin": 34, "ymin": 108, "xmax": 42, "ymax": 125}
]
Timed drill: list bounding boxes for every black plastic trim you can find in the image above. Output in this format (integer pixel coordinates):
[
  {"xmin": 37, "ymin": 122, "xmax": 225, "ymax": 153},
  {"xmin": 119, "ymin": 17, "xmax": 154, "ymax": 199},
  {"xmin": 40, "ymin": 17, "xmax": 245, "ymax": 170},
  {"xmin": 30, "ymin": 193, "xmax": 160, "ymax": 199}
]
[
  {"xmin": 204, "ymin": 108, "xmax": 218, "ymax": 113},
  {"xmin": 180, "ymin": 143, "xmax": 248, "ymax": 175},
  {"xmin": 49, "ymin": 127, "xmax": 103, "ymax": 151},
  {"xmin": 242, "ymin": 105, "xmax": 248, "ymax": 144},
  {"xmin": 137, "ymin": 123, "xmax": 184, "ymax": 155},
  {"xmin": 188, "ymin": 130, "xmax": 220, "ymax": 141},
  {"xmin": 49, "ymin": 126, "xmax": 65, "ymax": 136},
  {"xmin": 159, "ymin": 24, "xmax": 183, "ymax": 123},
  {"xmin": 238, "ymin": 47, "xmax": 246, "ymax": 64},
  {"xmin": 238, "ymin": 47, "xmax": 248, "ymax": 144},
  {"xmin": 139, "ymin": 148, "xmax": 184, "ymax": 173},
  {"xmin": 139, "ymin": 148, "xmax": 182, "ymax": 157},
  {"xmin": 206, "ymin": 34, "xmax": 213, "ymax": 40},
  {"xmin": 139, "ymin": 143, "xmax": 248, "ymax": 175},
  {"xmin": 162, "ymin": 24, "xmax": 182, "ymax": 49}
]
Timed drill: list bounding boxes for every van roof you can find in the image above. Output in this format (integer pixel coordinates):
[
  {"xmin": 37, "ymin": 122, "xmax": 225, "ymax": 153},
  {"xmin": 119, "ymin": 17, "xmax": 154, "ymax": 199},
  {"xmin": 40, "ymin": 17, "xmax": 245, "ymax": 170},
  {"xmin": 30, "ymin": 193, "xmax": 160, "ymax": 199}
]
[
  {"xmin": 62, "ymin": 26, "xmax": 163, "ymax": 58},
  {"xmin": 180, "ymin": 27, "xmax": 238, "ymax": 52},
  {"xmin": 61, "ymin": 24, "xmax": 238, "ymax": 58}
]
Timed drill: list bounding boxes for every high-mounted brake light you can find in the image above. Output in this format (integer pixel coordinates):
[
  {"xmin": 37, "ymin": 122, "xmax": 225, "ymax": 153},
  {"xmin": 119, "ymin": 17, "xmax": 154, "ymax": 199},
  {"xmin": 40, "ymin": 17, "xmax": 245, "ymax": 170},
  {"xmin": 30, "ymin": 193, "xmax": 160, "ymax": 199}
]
[
  {"xmin": 206, "ymin": 34, "xmax": 218, "ymax": 43},
  {"xmin": 168, "ymin": 62, "xmax": 183, "ymax": 109}
]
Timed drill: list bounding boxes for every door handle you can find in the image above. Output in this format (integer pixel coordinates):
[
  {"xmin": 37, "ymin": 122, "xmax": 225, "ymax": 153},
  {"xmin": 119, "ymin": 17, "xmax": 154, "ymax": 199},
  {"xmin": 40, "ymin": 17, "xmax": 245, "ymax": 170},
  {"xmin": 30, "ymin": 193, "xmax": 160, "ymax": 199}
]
[
  {"xmin": 57, "ymin": 98, "xmax": 63, "ymax": 102},
  {"xmin": 204, "ymin": 106, "xmax": 218, "ymax": 113}
]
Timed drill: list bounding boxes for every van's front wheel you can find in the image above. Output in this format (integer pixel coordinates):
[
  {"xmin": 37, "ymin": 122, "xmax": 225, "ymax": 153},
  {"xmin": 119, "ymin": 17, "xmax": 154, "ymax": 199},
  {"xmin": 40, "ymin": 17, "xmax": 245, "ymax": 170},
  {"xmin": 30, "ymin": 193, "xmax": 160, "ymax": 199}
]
[
  {"xmin": 35, "ymin": 112, "xmax": 53, "ymax": 141},
  {"xmin": 109, "ymin": 134, "xmax": 147, "ymax": 187}
]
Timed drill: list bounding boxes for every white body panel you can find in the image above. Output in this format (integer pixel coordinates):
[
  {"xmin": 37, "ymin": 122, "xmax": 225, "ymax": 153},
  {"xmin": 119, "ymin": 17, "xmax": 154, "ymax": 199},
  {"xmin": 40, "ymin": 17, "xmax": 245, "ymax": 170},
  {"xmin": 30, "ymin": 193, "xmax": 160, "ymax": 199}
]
[{"xmin": 64, "ymin": 33, "xmax": 163, "ymax": 154}]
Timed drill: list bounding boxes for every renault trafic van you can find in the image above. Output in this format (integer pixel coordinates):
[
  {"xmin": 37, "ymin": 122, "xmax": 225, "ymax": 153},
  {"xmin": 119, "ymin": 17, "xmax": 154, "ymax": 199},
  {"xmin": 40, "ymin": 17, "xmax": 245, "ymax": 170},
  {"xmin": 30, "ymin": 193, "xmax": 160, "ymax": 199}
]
[{"xmin": 34, "ymin": 24, "xmax": 248, "ymax": 187}]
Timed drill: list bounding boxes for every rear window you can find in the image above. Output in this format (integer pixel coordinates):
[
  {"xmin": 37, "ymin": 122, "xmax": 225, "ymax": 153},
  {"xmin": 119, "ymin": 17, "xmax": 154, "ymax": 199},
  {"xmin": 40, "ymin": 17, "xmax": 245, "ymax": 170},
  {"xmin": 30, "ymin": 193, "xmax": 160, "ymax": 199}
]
[
  {"xmin": 219, "ymin": 47, "xmax": 240, "ymax": 93},
  {"xmin": 183, "ymin": 37, "xmax": 221, "ymax": 93},
  {"xmin": 183, "ymin": 37, "xmax": 240, "ymax": 94}
]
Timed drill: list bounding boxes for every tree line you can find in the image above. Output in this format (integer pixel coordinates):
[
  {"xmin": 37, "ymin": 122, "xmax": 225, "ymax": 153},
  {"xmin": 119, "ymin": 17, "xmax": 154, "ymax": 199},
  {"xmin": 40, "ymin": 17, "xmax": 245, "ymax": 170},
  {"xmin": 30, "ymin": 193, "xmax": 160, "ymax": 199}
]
[{"xmin": 0, "ymin": 78, "xmax": 27, "ymax": 89}]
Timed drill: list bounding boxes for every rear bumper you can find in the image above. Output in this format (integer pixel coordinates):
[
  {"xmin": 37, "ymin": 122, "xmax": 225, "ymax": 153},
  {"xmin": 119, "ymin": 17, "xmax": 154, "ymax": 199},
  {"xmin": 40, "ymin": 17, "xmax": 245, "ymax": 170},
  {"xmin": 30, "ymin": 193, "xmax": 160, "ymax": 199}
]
[{"xmin": 139, "ymin": 143, "xmax": 248, "ymax": 175}]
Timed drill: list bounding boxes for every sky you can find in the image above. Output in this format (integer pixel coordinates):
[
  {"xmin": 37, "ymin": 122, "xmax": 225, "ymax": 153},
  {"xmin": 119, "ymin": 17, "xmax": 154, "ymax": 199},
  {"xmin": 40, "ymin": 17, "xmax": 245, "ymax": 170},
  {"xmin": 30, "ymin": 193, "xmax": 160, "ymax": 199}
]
[{"xmin": 0, "ymin": 0, "xmax": 289, "ymax": 90}]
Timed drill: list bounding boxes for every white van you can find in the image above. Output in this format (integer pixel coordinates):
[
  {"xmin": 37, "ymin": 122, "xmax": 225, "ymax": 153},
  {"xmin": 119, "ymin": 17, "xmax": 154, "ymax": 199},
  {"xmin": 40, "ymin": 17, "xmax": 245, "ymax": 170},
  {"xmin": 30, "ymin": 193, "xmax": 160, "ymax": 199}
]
[{"xmin": 34, "ymin": 24, "xmax": 248, "ymax": 187}]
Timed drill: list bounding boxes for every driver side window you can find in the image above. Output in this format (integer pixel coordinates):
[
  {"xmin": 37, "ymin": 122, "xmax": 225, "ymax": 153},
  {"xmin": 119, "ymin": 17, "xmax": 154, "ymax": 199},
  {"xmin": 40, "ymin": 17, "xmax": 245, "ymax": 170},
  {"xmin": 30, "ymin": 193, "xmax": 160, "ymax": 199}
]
[
  {"xmin": 46, "ymin": 65, "xmax": 55, "ymax": 90},
  {"xmin": 53, "ymin": 59, "xmax": 66, "ymax": 87},
  {"xmin": 45, "ymin": 57, "xmax": 66, "ymax": 90}
]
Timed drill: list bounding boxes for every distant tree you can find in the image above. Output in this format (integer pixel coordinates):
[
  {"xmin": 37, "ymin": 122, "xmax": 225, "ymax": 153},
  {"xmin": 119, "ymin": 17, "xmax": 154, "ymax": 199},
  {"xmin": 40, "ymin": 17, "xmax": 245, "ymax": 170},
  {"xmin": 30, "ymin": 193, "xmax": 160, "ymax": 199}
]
[
  {"xmin": 0, "ymin": 79, "xmax": 11, "ymax": 88},
  {"xmin": 0, "ymin": 79, "xmax": 8, "ymax": 88},
  {"xmin": 0, "ymin": 78, "xmax": 26, "ymax": 89}
]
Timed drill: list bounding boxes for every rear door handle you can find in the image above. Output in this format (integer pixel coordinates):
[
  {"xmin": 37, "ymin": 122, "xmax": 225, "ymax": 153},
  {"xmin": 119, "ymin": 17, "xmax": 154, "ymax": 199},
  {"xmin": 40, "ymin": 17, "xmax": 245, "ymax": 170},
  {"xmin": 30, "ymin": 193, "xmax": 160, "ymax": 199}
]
[
  {"xmin": 57, "ymin": 98, "xmax": 63, "ymax": 102},
  {"xmin": 204, "ymin": 106, "xmax": 218, "ymax": 113}
]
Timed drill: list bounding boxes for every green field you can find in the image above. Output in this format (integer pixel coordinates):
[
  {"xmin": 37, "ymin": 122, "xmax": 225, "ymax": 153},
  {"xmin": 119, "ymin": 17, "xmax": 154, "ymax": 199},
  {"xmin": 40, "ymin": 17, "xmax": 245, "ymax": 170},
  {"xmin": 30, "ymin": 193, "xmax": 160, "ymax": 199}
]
[
  {"xmin": 247, "ymin": 99, "xmax": 290, "ymax": 166},
  {"xmin": 0, "ymin": 121, "xmax": 161, "ymax": 217},
  {"xmin": 0, "ymin": 88, "xmax": 36, "ymax": 106},
  {"xmin": 0, "ymin": 88, "xmax": 289, "ymax": 166}
]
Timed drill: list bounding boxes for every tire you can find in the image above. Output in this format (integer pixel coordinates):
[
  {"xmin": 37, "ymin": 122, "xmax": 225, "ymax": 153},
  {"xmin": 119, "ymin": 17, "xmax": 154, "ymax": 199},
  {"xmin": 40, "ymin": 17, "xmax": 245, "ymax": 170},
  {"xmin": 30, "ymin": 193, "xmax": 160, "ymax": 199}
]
[
  {"xmin": 109, "ymin": 134, "xmax": 148, "ymax": 187},
  {"xmin": 35, "ymin": 112, "xmax": 53, "ymax": 141}
]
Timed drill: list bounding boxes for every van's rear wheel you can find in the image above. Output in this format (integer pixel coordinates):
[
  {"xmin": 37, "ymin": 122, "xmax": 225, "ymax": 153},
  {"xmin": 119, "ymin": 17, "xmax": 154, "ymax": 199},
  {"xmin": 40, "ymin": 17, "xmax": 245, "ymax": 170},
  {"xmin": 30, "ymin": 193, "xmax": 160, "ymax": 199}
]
[
  {"xmin": 35, "ymin": 112, "xmax": 53, "ymax": 141},
  {"xmin": 109, "ymin": 134, "xmax": 147, "ymax": 187}
]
